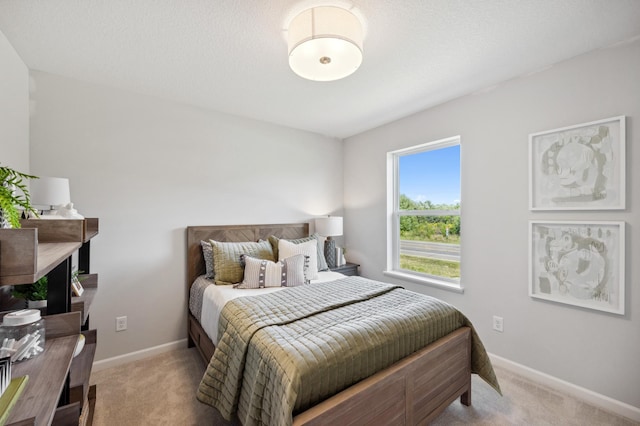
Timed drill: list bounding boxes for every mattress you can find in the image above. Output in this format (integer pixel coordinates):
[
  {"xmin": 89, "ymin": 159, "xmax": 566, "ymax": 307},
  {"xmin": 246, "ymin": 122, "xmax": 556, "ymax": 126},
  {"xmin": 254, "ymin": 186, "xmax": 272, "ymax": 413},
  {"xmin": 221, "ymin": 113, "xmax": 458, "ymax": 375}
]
[{"xmin": 189, "ymin": 270, "xmax": 345, "ymax": 345}]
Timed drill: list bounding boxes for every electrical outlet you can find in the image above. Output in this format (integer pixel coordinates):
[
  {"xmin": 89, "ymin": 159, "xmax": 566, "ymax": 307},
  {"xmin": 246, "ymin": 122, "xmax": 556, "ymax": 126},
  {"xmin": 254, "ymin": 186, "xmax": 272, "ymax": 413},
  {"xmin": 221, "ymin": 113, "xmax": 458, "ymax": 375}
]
[
  {"xmin": 492, "ymin": 316, "xmax": 504, "ymax": 332},
  {"xmin": 116, "ymin": 316, "xmax": 127, "ymax": 332}
]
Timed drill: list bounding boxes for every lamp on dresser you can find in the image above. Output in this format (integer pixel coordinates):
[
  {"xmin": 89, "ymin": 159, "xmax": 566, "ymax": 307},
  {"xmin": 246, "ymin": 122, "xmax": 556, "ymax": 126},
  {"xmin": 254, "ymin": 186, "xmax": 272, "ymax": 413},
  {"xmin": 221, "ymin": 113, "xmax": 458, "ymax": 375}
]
[
  {"xmin": 30, "ymin": 176, "xmax": 83, "ymax": 219},
  {"xmin": 29, "ymin": 177, "xmax": 70, "ymax": 216},
  {"xmin": 315, "ymin": 216, "xmax": 343, "ymax": 269}
]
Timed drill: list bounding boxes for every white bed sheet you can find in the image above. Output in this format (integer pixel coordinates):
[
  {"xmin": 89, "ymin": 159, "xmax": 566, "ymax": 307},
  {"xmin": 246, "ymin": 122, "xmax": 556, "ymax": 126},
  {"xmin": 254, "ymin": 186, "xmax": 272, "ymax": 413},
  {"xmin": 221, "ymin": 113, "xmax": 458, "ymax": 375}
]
[{"xmin": 200, "ymin": 270, "xmax": 346, "ymax": 345}]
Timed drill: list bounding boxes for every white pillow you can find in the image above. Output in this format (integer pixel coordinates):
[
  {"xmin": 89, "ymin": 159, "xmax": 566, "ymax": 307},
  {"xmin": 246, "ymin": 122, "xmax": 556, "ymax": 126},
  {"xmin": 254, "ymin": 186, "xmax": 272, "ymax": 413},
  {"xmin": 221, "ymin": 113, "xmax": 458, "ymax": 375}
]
[{"xmin": 278, "ymin": 239, "xmax": 318, "ymax": 280}]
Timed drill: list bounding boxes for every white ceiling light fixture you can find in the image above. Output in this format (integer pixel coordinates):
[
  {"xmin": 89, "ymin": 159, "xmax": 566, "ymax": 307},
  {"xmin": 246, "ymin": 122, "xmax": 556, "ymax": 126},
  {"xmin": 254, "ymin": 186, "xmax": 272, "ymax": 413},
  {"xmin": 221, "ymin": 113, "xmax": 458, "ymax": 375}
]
[{"xmin": 287, "ymin": 6, "xmax": 363, "ymax": 82}]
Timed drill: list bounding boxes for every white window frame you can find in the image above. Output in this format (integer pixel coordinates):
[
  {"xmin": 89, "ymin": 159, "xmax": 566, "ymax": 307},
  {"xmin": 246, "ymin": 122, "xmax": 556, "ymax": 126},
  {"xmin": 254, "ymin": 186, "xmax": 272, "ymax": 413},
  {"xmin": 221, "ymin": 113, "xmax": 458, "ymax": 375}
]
[{"xmin": 384, "ymin": 136, "xmax": 463, "ymax": 293}]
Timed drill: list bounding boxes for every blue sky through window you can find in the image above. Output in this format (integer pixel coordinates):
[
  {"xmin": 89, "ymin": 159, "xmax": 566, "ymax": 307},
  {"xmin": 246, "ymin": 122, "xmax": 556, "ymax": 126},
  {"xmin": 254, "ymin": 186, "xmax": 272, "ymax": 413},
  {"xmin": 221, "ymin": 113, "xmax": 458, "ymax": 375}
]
[{"xmin": 399, "ymin": 145, "xmax": 460, "ymax": 205}]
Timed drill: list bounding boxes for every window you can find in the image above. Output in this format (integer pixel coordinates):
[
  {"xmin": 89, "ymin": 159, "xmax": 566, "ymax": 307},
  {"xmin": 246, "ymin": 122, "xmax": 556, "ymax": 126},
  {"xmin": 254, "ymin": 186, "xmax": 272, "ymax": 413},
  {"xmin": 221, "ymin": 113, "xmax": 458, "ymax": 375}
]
[{"xmin": 386, "ymin": 136, "xmax": 462, "ymax": 292}]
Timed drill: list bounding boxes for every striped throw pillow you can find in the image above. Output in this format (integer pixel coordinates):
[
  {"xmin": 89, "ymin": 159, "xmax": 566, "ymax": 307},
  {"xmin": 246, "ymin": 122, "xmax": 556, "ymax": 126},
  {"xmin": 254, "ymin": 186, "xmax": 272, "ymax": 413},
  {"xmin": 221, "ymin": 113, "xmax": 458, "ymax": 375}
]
[{"xmin": 236, "ymin": 254, "xmax": 309, "ymax": 288}]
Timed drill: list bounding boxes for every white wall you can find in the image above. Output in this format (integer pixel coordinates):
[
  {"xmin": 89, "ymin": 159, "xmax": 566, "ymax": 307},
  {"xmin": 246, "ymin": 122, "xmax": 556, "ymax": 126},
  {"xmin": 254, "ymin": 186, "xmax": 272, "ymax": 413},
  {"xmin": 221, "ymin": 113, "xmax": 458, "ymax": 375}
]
[
  {"xmin": 344, "ymin": 39, "xmax": 640, "ymax": 409},
  {"xmin": 0, "ymin": 29, "xmax": 29, "ymax": 170},
  {"xmin": 29, "ymin": 71, "xmax": 344, "ymax": 361}
]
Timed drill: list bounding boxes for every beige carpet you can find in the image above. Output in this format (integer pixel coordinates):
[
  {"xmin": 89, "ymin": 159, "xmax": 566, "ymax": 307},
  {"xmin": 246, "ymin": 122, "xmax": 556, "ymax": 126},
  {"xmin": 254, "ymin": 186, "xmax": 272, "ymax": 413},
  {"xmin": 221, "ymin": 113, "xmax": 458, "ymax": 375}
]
[{"xmin": 90, "ymin": 347, "xmax": 637, "ymax": 425}]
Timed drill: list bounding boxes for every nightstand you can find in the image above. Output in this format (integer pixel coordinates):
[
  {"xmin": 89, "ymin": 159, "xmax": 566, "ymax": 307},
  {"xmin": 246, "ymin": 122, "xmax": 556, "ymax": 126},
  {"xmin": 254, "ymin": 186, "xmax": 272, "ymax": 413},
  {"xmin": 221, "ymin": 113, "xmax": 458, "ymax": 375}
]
[{"xmin": 330, "ymin": 262, "xmax": 360, "ymax": 276}]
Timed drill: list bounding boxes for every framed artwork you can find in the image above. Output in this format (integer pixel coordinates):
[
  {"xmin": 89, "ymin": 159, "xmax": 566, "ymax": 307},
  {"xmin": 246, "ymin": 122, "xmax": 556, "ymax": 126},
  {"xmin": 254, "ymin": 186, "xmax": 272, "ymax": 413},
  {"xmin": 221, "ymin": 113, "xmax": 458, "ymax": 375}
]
[
  {"xmin": 71, "ymin": 275, "xmax": 84, "ymax": 297},
  {"xmin": 529, "ymin": 221, "xmax": 625, "ymax": 315},
  {"xmin": 529, "ymin": 116, "xmax": 625, "ymax": 210}
]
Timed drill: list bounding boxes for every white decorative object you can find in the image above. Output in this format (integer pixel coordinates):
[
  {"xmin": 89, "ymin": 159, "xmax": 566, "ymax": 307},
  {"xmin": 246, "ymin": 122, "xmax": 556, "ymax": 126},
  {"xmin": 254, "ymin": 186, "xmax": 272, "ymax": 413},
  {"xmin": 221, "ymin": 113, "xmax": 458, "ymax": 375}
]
[
  {"xmin": 529, "ymin": 221, "xmax": 625, "ymax": 315},
  {"xmin": 56, "ymin": 203, "xmax": 84, "ymax": 219},
  {"xmin": 287, "ymin": 6, "xmax": 363, "ymax": 81},
  {"xmin": 335, "ymin": 247, "xmax": 342, "ymax": 266},
  {"xmin": 73, "ymin": 334, "xmax": 85, "ymax": 358},
  {"xmin": 529, "ymin": 116, "xmax": 625, "ymax": 210}
]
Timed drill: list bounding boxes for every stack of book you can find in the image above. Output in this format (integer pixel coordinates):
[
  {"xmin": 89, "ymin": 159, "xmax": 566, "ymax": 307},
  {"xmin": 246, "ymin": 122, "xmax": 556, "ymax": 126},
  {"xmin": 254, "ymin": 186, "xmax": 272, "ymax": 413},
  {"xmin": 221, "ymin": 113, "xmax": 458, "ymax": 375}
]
[{"xmin": 0, "ymin": 357, "xmax": 29, "ymax": 425}]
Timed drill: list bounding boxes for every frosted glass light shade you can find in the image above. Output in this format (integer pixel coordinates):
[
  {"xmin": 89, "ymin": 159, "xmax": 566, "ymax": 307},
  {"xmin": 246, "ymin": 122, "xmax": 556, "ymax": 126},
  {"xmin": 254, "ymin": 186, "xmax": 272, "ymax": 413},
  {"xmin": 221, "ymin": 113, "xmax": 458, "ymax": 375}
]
[
  {"xmin": 288, "ymin": 6, "xmax": 363, "ymax": 81},
  {"xmin": 30, "ymin": 177, "xmax": 70, "ymax": 209},
  {"xmin": 315, "ymin": 216, "xmax": 343, "ymax": 237}
]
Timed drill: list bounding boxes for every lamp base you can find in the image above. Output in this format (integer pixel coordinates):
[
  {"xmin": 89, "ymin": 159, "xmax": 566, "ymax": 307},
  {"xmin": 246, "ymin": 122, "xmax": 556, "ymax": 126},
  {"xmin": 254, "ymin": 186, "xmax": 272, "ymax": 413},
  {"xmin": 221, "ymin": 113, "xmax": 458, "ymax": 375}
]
[{"xmin": 324, "ymin": 238, "xmax": 337, "ymax": 269}]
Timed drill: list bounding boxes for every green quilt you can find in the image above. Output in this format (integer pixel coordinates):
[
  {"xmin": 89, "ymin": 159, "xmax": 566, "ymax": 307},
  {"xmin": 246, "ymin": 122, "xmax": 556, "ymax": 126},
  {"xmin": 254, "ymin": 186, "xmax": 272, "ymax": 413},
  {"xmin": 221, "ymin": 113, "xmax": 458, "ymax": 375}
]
[{"xmin": 197, "ymin": 277, "xmax": 500, "ymax": 426}]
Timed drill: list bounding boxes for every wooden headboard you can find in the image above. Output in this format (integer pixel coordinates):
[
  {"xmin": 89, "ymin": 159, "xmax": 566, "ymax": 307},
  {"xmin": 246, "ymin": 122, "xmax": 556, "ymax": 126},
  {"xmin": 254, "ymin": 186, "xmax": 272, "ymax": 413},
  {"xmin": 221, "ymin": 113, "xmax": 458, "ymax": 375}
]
[{"xmin": 186, "ymin": 223, "xmax": 309, "ymax": 289}]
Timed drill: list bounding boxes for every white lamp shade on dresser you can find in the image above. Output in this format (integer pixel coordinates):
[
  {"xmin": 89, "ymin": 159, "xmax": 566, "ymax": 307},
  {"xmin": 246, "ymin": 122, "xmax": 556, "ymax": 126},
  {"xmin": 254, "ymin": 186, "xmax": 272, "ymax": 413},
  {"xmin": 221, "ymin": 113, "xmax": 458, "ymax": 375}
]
[
  {"xmin": 315, "ymin": 216, "xmax": 343, "ymax": 237},
  {"xmin": 30, "ymin": 177, "xmax": 70, "ymax": 209}
]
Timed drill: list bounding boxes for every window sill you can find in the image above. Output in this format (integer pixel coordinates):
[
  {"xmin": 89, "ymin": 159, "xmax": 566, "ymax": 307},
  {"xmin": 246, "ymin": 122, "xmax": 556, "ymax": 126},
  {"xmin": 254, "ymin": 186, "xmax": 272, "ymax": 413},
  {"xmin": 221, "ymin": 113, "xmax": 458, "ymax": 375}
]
[{"xmin": 383, "ymin": 270, "xmax": 464, "ymax": 294}]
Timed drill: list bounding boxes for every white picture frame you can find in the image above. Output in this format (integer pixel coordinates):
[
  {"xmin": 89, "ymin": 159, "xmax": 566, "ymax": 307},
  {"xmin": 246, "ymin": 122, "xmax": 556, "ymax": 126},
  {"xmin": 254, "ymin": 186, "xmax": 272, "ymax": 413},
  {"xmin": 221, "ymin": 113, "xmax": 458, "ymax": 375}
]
[
  {"xmin": 71, "ymin": 275, "xmax": 84, "ymax": 297},
  {"xmin": 529, "ymin": 116, "xmax": 625, "ymax": 210},
  {"xmin": 529, "ymin": 221, "xmax": 625, "ymax": 315}
]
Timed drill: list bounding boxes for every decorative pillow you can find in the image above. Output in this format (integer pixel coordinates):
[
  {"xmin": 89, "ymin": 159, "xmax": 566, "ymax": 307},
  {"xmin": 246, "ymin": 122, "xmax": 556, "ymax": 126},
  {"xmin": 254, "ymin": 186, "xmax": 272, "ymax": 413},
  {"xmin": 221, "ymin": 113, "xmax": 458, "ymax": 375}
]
[
  {"xmin": 200, "ymin": 240, "xmax": 214, "ymax": 279},
  {"xmin": 268, "ymin": 233, "xmax": 328, "ymax": 271},
  {"xmin": 209, "ymin": 239, "xmax": 275, "ymax": 285},
  {"xmin": 235, "ymin": 254, "xmax": 309, "ymax": 289},
  {"xmin": 278, "ymin": 239, "xmax": 318, "ymax": 280}
]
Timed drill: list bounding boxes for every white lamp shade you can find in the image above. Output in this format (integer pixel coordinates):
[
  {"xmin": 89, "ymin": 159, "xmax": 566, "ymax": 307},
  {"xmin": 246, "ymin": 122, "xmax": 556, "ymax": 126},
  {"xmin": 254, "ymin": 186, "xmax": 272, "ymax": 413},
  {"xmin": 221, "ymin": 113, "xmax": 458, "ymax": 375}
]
[
  {"xmin": 315, "ymin": 216, "xmax": 343, "ymax": 237},
  {"xmin": 30, "ymin": 177, "xmax": 70, "ymax": 208},
  {"xmin": 288, "ymin": 6, "xmax": 363, "ymax": 81}
]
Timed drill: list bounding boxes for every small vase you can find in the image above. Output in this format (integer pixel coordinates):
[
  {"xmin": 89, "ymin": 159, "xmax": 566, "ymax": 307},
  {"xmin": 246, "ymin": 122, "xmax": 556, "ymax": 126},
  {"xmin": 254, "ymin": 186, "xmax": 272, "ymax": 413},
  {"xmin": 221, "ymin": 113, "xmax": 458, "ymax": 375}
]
[{"xmin": 0, "ymin": 208, "xmax": 11, "ymax": 229}]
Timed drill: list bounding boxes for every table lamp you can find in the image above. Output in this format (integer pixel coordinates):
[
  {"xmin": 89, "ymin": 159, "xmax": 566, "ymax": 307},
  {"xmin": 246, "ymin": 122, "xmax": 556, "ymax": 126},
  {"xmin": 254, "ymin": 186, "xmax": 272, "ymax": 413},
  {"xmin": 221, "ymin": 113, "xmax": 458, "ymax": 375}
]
[
  {"xmin": 29, "ymin": 177, "xmax": 82, "ymax": 218},
  {"xmin": 315, "ymin": 216, "xmax": 343, "ymax": 269}
]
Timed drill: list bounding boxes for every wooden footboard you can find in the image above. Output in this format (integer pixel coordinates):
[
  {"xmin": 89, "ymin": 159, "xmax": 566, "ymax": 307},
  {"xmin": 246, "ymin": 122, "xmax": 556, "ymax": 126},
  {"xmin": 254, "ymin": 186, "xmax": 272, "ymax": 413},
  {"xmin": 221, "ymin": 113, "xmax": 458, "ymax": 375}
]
[
  {"xmin": 293, "ymin": 327, "xmax": 472, "ymax": 425},
  {"xmin": 190, "ymin": 317, "xmax": 471, "ymax": 425}
]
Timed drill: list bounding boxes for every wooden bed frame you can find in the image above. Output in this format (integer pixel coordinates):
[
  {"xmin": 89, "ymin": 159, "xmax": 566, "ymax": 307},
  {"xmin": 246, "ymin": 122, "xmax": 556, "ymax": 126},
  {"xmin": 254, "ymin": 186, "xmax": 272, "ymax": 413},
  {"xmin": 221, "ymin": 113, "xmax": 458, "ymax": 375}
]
[{"xmin": 186, "ymin": 223, "xmax": 472, "ymax": 425}]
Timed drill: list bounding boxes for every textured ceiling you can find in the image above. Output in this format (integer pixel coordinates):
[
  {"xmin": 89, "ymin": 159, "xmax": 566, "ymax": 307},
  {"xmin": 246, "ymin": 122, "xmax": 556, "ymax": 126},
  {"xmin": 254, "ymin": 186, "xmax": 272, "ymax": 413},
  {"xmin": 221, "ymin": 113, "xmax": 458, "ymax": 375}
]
[{"xmin": 1, "ymin": 0, "xmax": 639, "ymax": 138}]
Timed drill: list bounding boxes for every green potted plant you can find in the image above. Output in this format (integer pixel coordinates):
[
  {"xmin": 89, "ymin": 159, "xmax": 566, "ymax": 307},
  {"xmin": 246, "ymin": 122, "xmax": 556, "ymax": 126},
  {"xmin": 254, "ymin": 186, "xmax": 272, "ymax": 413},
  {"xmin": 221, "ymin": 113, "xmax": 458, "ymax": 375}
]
[
  {"xmin": 0, "ymin": 163, "xmax": 39, "ymax": 229},
  {"xmin": 12, "ymin": 275, "xmax": 48, "ymax": 308},
  {"xmin": 11, "ymin": 270, "xmax": 86, "ymax": 308}
]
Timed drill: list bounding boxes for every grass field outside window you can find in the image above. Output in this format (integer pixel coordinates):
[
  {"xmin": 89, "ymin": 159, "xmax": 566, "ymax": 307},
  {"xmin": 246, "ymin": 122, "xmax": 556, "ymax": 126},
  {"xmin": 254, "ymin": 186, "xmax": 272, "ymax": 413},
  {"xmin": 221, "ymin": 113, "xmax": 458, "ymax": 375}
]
[{"xmin": 400, "ymin": 254, "xmax": 460, "ymax": 279}]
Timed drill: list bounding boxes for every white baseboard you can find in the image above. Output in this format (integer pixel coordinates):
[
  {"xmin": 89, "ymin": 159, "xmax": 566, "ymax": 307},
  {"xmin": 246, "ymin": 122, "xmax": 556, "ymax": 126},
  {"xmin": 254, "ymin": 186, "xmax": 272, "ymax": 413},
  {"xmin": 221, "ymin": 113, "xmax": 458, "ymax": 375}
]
[
  {"xmin": 91, "ymin": 343, "xmax": 639, "ymax": 422},
  {"xmin": 489, "ymin": 353, "xmax": 640, "ymax": 423},
  {"xmin": 92, "ymin": 338, "xmax": 188, "ymax": 372}
]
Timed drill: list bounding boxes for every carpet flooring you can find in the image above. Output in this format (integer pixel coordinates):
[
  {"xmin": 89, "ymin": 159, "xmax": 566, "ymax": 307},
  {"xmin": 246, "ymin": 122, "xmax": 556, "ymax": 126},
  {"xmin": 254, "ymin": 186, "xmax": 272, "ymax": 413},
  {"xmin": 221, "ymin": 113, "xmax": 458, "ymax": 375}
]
[{"xmin": 90, "ymin": 347, "xmax": 637, "ymax": 425}]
